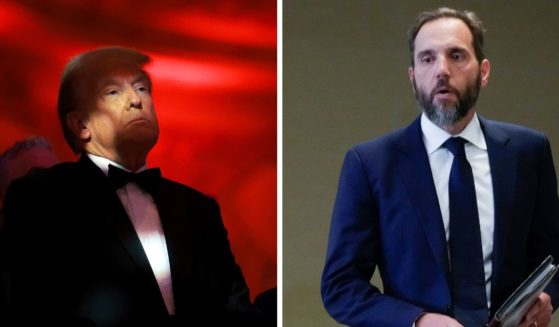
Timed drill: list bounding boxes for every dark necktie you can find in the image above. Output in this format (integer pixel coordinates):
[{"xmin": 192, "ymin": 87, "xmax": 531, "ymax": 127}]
[
  {"xmin": 107, "ymin": 164, "xmax": 161, "ymax": 195},
  {"xmin": 443, "ymin": 137, "xmax": 488, "ymax": 327}
]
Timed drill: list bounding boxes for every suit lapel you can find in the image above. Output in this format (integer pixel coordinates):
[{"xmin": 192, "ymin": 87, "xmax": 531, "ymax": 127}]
[
  {"xmin": 152, "ymin": 184, "xmax": 194, "ymax": 311},
  {"xmin": 393, "ymin": 116, "xmax": 518, "ymax": 311},
  {"xmin": 78, "ymin": 156, "xmax": 159, "ymax": 283},
  {"xmin": 396, "ymin": 117, "xmax": 451, "ymax": 280},
  {"xmin": 478, "ymin": 117, "xmax": 517, "ymax": 310}
]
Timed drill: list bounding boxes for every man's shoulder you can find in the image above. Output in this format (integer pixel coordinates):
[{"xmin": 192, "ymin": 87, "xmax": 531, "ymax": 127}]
[
  {"xmin": 158, "ymin": 177, "xmax": 215, "ymax": 204},
  {"xmin": 481, "ymin": 117, "xmax": 544, "ymax": 136},
  {"xmin": 338, "ymin": 124, "xmax": 416, "ymax": 175},
  {"xmin": 353, "ymin": 126, "xmax": 408, "ymax": 151},
  {"xmin": 12, "ymin": 160, "xmax": 80, "ymax": 186},
  {"xmin": 349, "ymin": 119, "xmax": 417, "ymax": 159},
  {"xmin": 480, "ymin": 116, "xmax": 549, "ymax": 146}
]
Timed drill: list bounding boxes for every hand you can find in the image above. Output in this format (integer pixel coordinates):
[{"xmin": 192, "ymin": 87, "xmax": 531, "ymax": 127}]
[
  {"xmin": 416, "ymin": 313, "xmax": 464, "ymax": 327},
  {"xmin": 518, "ymin": 292, "xmax": 553, "ymax": 327}
]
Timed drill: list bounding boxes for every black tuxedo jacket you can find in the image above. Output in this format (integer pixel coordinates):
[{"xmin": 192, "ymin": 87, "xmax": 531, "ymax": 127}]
[{"xmin": 3, "ymin": 155, "xmax": 254, "ymax": 326}]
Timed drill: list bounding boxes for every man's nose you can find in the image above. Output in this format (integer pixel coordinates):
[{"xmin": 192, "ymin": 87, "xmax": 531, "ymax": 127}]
[
  {"xmin": 435, "ymin": 56, "xmax": 450, "ymax": 79},
  {"xmin": 126, "ymin": 86, "xmax": 142, "ymax": 110}
]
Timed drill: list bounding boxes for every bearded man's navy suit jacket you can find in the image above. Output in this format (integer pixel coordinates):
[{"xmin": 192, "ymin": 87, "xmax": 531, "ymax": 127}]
[{"xmin": 321, "ymin": 116, "xmax": 559, "ymax": 327}]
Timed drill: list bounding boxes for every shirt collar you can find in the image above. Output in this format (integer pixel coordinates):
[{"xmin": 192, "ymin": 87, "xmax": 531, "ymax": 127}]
[
  {"xmin": 86, "ymin": 153, "xmax": 147, "ymax": 176},
  {"xmin": 421, "ymin": 112, "xmax": 487, "ymax": 154}
]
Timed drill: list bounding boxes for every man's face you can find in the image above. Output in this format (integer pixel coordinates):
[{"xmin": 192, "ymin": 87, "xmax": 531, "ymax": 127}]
[
  {"xmin": 408, "ymin": 17, "xmax": 490, "ymax": 128},
  {"xmin": 77, "ymin": 64, "xmax": 159, "ymax": 159}
]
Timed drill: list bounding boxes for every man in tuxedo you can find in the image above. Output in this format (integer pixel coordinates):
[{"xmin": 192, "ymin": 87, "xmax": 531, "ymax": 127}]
[
  {"xmin": 3, "ymin": 47, "xmax": 257, "ymax": 326},
  {"xmin": 321, "ymin": 7, "xmax": 559, "ymax": 327}
]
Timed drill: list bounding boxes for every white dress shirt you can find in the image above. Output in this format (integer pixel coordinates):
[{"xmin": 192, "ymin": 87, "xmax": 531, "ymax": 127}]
[
  {"xmin": 87, "ymin": 153, "xmax": 175, "ymax": 315},
  {"xmin": 420, "ymin": 113, "xmax": 495, "ymax": 308}
]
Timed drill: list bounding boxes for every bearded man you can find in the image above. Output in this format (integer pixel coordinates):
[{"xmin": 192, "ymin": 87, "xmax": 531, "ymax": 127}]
[{"xmin": 321, "ymin": 7, "xmax": 559, "ymax": 327}]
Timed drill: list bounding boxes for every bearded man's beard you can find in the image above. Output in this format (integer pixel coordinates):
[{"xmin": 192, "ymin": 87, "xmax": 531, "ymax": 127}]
[{"xmin": 413, "ymin": 72, "xmax": 482, "ymax": 128}]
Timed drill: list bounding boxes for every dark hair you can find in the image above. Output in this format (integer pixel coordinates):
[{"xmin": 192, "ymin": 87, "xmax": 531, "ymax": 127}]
[
  {"xmin": 407, "ymin": 7, "xmax": 486, "ymax": 66},
  {"xmin": 57, "ymin": 47, "xmax": 152, "ymax": 153}
]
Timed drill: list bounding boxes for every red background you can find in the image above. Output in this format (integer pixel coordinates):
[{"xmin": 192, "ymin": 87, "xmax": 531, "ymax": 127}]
[{"xmin": 0, "ymin": 0, "xmax": 277, "ymax": 300}]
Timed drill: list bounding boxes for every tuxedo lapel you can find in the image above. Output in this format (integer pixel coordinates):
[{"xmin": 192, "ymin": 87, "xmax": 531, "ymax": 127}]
[
  {"xmin": 78, "ymin": 156, "xmax": 159, "ymax": 284},
  {"xmin": 152, "ymin": 184, "xmax": 194, "ymax": 311},
  {"xmin": 396, "ymin": 117, "xmax": 451, "ymax": 280},
  {"xmin": 479, "ymin": 118, "xmax": 517, "ymax": 310}
]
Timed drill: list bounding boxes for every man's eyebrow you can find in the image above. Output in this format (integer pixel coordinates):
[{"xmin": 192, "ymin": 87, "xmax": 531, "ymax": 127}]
[
  {"xmin": 95, "ymin": 77, "xmax": 121, "ymax": 93},
  {"xmin": 416, "ymin": 49, "xmax": 435, "ymax": 58},
  {"xmin": 131, "ymin": 73, "xmax": 150, "ymax": 85},
  {"xmin": 447, "ymin": 46, "xmax": 468, "ymax": 53},
  {"xmin": 97, "ymin": 73, "xmax": 150, "ymax": 89},
  {"xmin": 98, "ymin": 78, "xmax": 119, "ymax": 87},
  {"xmin": 416, "ymin": 47, "xmax": 469, "ymax": 59}
]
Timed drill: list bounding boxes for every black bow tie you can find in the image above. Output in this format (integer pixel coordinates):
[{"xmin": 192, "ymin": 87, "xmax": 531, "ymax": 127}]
[{"xmin": 107, "ymin": 164, "xmax": 161, "ymax": 195}]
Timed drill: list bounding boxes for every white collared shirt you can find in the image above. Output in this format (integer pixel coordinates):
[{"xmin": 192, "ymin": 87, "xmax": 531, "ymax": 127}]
[
  {"xmin": 87, "ymin": 153, "xmax": 175, "ymax": 315},
  {"xmin": 420, "ymin": 113, "xmax": 494, "ymax": 307}
]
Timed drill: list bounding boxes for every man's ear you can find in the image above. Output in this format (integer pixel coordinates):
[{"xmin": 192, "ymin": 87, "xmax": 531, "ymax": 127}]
[
  {"xmin": 480, "ymin": 59, "xmax": 491, "ymax": 88},
  {"xmin": 66, "ymin": 110, "xmax": 90, "ymax": 141}
]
